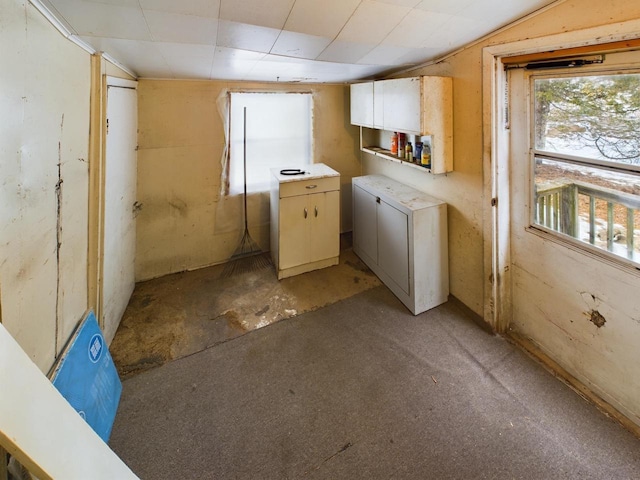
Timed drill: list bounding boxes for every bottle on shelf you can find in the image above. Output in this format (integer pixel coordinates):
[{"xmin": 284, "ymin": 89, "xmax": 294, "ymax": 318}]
[
  {"xmin": 398, "ymin": 133, "xmax": 406, "ymax": 159},
  {"xmin": 405, "ymin": 142, "xmax": 412, "ymax": 161},
  {"xmin": 421, "ymin": 142, "xmax": 431, "ymax": 168},
  {"xmin": 414, "ymin": 142, "xmax": 423, "ymax": 163},
  {"xmin": 390, "ymin": 132, "xmax": 398, "ymax": 155}
]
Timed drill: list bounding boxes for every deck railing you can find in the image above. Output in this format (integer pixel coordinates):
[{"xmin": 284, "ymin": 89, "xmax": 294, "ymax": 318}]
[{"xmin": 535, "ymin": 180, "xmax": 640, "ymax": 259}]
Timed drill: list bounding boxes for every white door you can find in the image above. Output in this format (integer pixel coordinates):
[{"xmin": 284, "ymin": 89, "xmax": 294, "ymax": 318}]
[
  {"xmin": 506, "ymin": 51, "xmax": 640, "ymax": 422},
  {"xmin": 102, "ymin": 78, "xmax": 137, "ymax": 344}
]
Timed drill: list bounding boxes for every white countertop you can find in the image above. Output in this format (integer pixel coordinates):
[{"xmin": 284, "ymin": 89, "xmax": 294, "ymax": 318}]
[
  {"xmin": 271, "ymin": 163, "xmax": 339, "ymax": 183},
  {"xmin": 352, "ymin": 174, "xmax": 445, "ymax": 210}
]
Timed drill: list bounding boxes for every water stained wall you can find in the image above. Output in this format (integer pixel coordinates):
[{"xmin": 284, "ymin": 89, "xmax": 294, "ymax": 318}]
[
  {"xmin": 0, "ymin": 0, "xmax": 90, "ymax": 371},
  {"xmin": 135, "ymin": 80, "xmax": 361, "ymax": 281}
]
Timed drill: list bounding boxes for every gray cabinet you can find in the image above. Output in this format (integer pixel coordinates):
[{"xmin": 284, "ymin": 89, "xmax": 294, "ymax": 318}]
[{"xmin": 352, "ymin": 175, "xmax": 449, "ymax": 314}]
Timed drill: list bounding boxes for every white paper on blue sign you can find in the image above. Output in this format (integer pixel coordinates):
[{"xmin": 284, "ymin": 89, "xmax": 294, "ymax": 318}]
[{"xmin": 50, "ymin": 310, "xmax": 122, "ymax": 442}]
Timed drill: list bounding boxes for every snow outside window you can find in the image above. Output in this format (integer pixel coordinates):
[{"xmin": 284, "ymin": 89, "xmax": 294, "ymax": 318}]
[{"xmin": 531, "ymin": 72, "xmax": 640, "ymax": 266}]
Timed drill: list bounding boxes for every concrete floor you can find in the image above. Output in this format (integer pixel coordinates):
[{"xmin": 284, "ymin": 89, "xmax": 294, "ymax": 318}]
[{"xmin": 110, "ymin": 239, "xmax": 381, "ymax": 378}]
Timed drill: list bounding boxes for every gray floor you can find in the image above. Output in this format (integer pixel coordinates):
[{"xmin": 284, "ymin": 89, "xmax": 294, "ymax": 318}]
[{"xmin": 110, "ymin": 286, "xmax": 640, "ymax": 479}]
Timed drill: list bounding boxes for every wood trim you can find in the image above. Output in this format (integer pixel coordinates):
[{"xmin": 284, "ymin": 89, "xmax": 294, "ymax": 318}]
[
  {"xmin": 502, "ymin": 38, "xmax": 640, "ymax": 65},
  {"xmin": 87, "ymin": 54, "xmax": 104, "ymax": 324},
  {"xmin": 508, "ymin": 331, "xmax": 640, "ymax": 439}
]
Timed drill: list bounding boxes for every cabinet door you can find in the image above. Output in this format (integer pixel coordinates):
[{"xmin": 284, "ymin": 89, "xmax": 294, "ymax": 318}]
[
  {"xmin": 279, "ymin": 195, "xmax": 309, "ymax": 269},
  {"xmin": 382, "ymin": 77, "xmax": 422, "ymax": 134},
  {"xmin": 309, "ymin": 191, "xmax": 340, "ymax": 263},
  {"xmin": 353, "ymin": 185, "xmax": 378, "ymax": 263},
  {"xmin": 377, "ymin": 199, "xmax": 409, "ymax": 294},
  {"xmin": 350, "ymin": 82, "xmax": 374, "ymax": 127}
]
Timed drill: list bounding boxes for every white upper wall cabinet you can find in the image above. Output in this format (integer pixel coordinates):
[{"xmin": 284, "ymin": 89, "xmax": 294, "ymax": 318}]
[
  {"xmin": 350, "ymin": 81, "xmax": 374, "ymax": 127},
  {"xmin": 350, "ymin": 76, "xmax": 453, "ymax": 174},
  {"xmin": 373, "ymin": 80, "xmax": 384, "ymax": 129},
  {"xmin": 381, "ymin": 77, "xmax": 422, "ymax": 134}
]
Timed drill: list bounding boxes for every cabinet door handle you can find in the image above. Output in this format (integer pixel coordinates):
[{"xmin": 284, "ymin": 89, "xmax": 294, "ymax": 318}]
[
  {"xmin": 306, "ymin": 184, "xmax": 317, "ymax": 189},
  {"xmin": 376, "ymin": 196, "xmax": 381, "ymax": 204},
  {"xmin": 304, "ymin": 207, "xmax": 308, "ymax": 218},
  {"xmin": 315, "ymin": 206, "xmax": 318, "ymax": 217}
]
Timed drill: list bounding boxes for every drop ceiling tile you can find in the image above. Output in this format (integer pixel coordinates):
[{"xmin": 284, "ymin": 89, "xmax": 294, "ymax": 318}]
[
  {"xmin": 139, "ymin": 0, "xmax": 220, "ymax": 17},
  {"xmin": 459, "ymin": 0, "xmax": 553, "ymax": 22},
  {"xmin": 270, "ymin": 31, "xmax": 332, "ymax": 59},
  {"xmin": 216, "ymin": 20, "xmax": 280, "ymax": 53},
  {"xmin": 434, "ymin": 15, "xmax": 493, "ymax": 46},
  {"xmin": 316, "ymin": 40, "xmax": 375, "ymax": 64},
  {"xmin": 374, "ymin": 0, "xmax": 422, "ymax": 7},
  {"xmin": 210, "ymin": 47, "xmax": 265, "ymax": 80},
  {"xmin": 383, "ymin": 9, "xmax": 452, "ymax": 48},
  {"xmin": 213, "ymin": 46, "xmax": 266, "ymax": 62},
  {"xmin": 413, "ymin": 0, "xmax": 474, "ymax": 15},
  {"xmin": 396, "ymin": 46, "xmax": 444, "ymax": 64},
  {"xmin": 144, "ymin": 10, "xmax": 217, "ymax": 44},
  {"xmin": 284, "ymin": 0, "xmax": 361, "ymax": 38},
  {"xmin": 357, "ymin": 44, "xmax": 423, "ymax": 65},
  {"xmin": 155, "ymin": 42, "xmax": 215, "ymax": 59},
  {"xmin": 166, "ymin": 57, "xmax": 215, "ymax": 79},
  {"xmin": 244, "ymin": 55, "xmax": 325, "ymax": 82},
  {"xmin": 219, "ymin": 0, "xmax": 295, "ymax": 29},
  {"xmin": 79, "ymin": 36, "xmax": 170, "ymax": 77},
  {"xmin": 337, "ymin": 0, "xmax": 411, "ymax": 44},
  {"xmin": 52, "ymin": 0, "xmax": 150, "ymax": 40},
  {"xmin": 85, "ymin": 0, "xmax": 139, "ymax": 7}
]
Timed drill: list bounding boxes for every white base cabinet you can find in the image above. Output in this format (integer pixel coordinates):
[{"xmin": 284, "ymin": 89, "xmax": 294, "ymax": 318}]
[
  {"xmin": 271, "ymin": 164, "xmax": 340, "ymax": 279},
  {"xmin": 352, "ymin": 175, "xmax": 449, "ymax": 314}
]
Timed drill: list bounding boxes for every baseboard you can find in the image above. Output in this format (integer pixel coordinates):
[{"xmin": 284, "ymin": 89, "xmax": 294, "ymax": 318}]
[{"xmin": 507, "ymin": 330, "xmax": 640, "ymax": 439}]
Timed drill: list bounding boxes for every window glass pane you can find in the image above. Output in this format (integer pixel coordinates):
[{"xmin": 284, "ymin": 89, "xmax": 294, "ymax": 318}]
[
  {"xmin": 534, "ymin": 74, "xmax": 640, "ymax": 166},
  {"xmin": 229, "ymin": 92, "xmax": 312, "ymax": 194},
  {"xmin": 534, "ymin": 156, "xmax": 640, "ymax": 263}
]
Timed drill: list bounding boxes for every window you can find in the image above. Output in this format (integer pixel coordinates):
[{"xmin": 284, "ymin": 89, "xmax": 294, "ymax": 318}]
[
  {"xmin": 228, "ymin": 92, "xmax": 312, "ymax": 195},
  {"xmin": 532, "ymin": 72, "xmax": 640, "ymax": 265}
]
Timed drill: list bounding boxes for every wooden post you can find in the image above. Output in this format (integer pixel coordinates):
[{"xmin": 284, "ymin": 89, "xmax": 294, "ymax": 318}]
[
  {"xmin": 1, "ymin": 446, "xmax": 8, "ymax": 480},
  {"xmin": 561, "ymin": 184, "xmax": 578, "ymax": 237}
]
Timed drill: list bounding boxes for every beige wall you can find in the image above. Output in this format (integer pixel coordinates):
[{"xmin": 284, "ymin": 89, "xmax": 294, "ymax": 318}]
[
  {"xmin": 363, "ymin": 0, "xmax": 640, "ymax": 317},
  {"xmin": 0, "ymin": 3, "xmax": 136, "ymax": 372},
  {"xmin": 0, "ymin": 0, "xmax": 91, "ymax": 371},
  {"xmin": 136, "ymin": 80, "xmax": 360, "ymax": 281},
  {"xmin": 362, "ymin": 0, "xmax": 640, "ymax": 425}
]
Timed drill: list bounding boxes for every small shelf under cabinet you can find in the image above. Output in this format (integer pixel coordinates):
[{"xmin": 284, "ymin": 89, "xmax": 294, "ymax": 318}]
[{"xmin": 360, "ymin": 127, "xmax": 442, "ymax": 174}]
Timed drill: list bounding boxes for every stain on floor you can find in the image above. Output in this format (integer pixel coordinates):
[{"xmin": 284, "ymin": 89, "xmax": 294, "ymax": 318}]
[{"xmin": 110, "ymin": 246, "xmax": 380, "ymax": 378}]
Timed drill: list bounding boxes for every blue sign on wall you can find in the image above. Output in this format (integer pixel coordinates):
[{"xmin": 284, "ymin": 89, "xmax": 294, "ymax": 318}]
[{"xmin": 50, "ymin": 311, "xmax": 122, "ymax": 442}]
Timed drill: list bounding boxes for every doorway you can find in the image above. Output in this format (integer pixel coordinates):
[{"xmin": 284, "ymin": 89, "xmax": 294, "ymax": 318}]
[
  {"xmin": 503, "ymin": 49, "xmax": 640, "ymax": 424},
  {"xmin": 101, "ymin": 77, "xmax": 137, "ymax": 343}
]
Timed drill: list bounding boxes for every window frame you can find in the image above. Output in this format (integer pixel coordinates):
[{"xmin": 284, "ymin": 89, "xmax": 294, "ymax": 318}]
[
  {"xmin": 527, "ymin": 67, "xmax": 640, "ymax": 270},
  {"xmin": 225, "ymin": 91, "xmax": 314, "ymax": 196}
]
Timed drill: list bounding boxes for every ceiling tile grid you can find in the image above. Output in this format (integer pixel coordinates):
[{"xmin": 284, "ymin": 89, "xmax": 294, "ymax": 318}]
[{"xmin": 43, "ymin": 0, "xmax": 559, "ymax": 82}]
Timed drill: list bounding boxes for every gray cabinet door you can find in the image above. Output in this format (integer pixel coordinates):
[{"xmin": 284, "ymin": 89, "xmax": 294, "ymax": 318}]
[
  {"xmin": 353, "ymin": 185, "xmax": 378, "ymax": 264},
  {"xmin": 377, "ymin": 200, "xmax": 409, "ymax": 294}
]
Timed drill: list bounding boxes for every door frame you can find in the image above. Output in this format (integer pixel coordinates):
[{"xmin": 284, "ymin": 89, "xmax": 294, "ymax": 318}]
[
  {"xmin": 87, "ymin": 61, "xmax": 137, "ymax": 335},
  {"xmin": 481, "ymin": 19, "xmax": 640, "ymax": 332}
]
